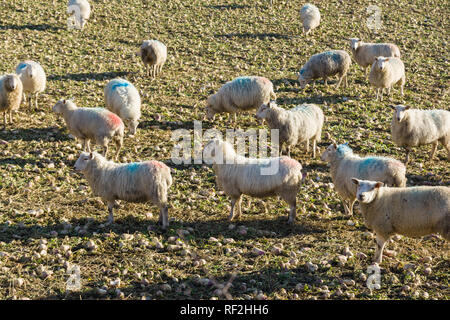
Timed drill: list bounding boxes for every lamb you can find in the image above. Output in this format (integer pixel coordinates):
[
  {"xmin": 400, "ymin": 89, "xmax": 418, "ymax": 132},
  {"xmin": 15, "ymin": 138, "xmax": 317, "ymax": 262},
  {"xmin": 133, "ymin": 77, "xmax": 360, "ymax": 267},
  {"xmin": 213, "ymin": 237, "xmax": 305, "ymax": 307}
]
[
  {"xmin": 205, "ymin": 76, "xmax": 277, "ymax": 122},
  {"xmin": 104, "ymin": 78, "xmax": 141, "ymax": 135},
  {"xmin": 0, "ymin": 74, "xmax": 22, "ymax": 129},
  {"xmin": 256, "ymin": 101, "xmax": 324, "ymax": 157},
  {"xmin": 298, "ymin": 50, "xmax": 351, "ymax": 89},
  {"xmin": 300, "ymin": 4, "xmax": 320, "ymax": 35},
  {"xmin": 352, "ymin": 178, "xmax": 450, "ymax": 263},
  {"xmin": 348, "ymin": 38, "xmax": 401, "ymax": 78},
  {"xmin": 74, "ymin": 152, "xmax": 173, "ymax": 229},
  {"xmin": 52, "ymin": 99, "xmax": 124, "ymax": 160},
  {"xmin": 369, "ymin": 56, "xmax": 405, "ymax": 101},
  {"xmin": 203, "ymin": 138, "xmax": 304, "ymax": 223},
  {"xmin": 67, "ymin": 0, "xmax": 91, "ymax": 29},
  {"xmin": 138, "ymin": 40, "xmax": 167, "ymax": 77},
  {"xmin": 321, "ymin": 143, "xmax": 406, "ymax": 216},
  {"xmin": 15, "ymin": 60, "xmax": 46, "ymax": 110},
  {"xmin": 390, "ymin": 105, "xmax": 450, "ymax": 163}
]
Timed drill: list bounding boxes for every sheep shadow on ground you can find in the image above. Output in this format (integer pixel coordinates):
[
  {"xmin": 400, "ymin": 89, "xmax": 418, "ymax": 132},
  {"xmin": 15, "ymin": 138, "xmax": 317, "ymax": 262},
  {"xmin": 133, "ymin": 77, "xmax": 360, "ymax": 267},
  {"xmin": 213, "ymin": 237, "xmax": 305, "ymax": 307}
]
[
  {"xmin": 48, "ymin": 71, "xmax": 132, "ymax": 82},
  {"xmin": 214, "ymin": 33, "xmax": 294, "ymax": 40},
  {"xmin": 0, "ymin": 127, "xmax": 70, "ymax": 142},
  {"xmin": 204, "ymin": 4, "xmax": 252, "ymax": 10},
  {"xmin": 0, "ymin": 24, "xmax": 61, "ymax": 32}
]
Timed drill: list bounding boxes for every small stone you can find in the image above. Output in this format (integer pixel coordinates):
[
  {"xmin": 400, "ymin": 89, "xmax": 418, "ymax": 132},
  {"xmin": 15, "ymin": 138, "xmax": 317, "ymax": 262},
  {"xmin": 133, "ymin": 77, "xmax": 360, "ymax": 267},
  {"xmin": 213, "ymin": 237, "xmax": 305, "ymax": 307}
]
[
  {"xmin": 306, "ymin": 261, "xmax": 318, "ymax": 272},
  {"xmin": 252, "ymin": 248, "xmax": 265, "ymax": 256},
  {"xmin": 13, "ymin": 278, "xmax": 24, "ymax": 287},
  {"xmin": 336, "ymin": 255, "xmax": 347, "ymax": 266},
  {"xmin": 346, "ymin": 220, "xmax": 355, "ymax": 226},
  {"xmin": 85, "ymin": 240, "xmax": 97, "ymax": 250},
  {"xmin": 424, "ymin": 267, "xmax": 432, "ymax": 275}
]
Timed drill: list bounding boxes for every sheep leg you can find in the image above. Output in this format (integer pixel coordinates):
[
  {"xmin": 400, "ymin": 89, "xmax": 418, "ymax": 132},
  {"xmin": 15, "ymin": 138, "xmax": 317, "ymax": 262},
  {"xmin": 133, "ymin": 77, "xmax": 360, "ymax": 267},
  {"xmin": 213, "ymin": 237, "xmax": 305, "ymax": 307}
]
[
  {"xmin": 430, "ymin": 141, "xmax": 438, "ymax": 160},
  {"xmin": 106, "ymin": 202, "xmax": 115, "ymax": 225},
  {"xmin": 35, "ymin": 92, "xmax": 39, "ymax": 110},
  {"xmin": 312, "ymin": 139, "xmax": 317, "ymax": 158},
  {"xmin": 28, "ymin": 94, "xmax": 32, "ymax": 109},
  {"xmin": 323, "ymin": 77, "xmax": 327, "ymax": 86},
  {"xmin": 287, "ymin": 145, "xmax": 291, "ymax": 157},
  {"xmin": 404, "ymin": 147, "xmax": 411, "ymax": 164},
  {"xmin": 159, "ymin": 203, "xmax": 169, "ymax": 230},
  {"xmin": 114, "ymin": 135, "xmax": 123, "ymax": 161},
  {"xmin": 374, "ymin": 234, "xmax": 388, "ymax": 263},
  {"xmin": 9, "ymin": 110, "xmax": 13, "ymax": 124},
  {"xmin": 336, "ymin": 75, "xmax": 343, "ymax": 88},
  {"xmin": 3, "ymin": 112, "xmax": 6, "ymax": 129},
  {"xmin": 344, "ymin": 74, "xmax": 348, "ymax": 88},
  {"xmin": 342, "ymin": 199, "xmax": 350, "ymax": 215},
  {"xmin": 235, "ymin": 196, "xmax": 242, "ymax": 220},
  {"xmin": 287, "ymin": 199, "xmax": 297, "ymax": 224},
  {"xmin": 348, "ymin": 198, "xmax": 356, "ymax": 216},
  {"xmin": 229, "ymin": 197, "xmax": 238, "ymax": 221},
  {"xmin": 152, "ymin": 65, "xmax": 157, "ymax": 78},
  {"xmin": 306, "ymin": 140, "xmax": 310, "ymax": 153}
]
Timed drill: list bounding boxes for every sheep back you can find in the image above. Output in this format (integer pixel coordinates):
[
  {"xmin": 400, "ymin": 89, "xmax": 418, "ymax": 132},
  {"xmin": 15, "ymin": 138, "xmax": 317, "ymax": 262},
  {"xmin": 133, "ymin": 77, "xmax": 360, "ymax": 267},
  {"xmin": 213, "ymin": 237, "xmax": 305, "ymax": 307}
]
[
  {"xmin": 354, "ymin": 43, "xmax": 401, "ymax": 68},
  {"xmin": 104, "ymin": 78, "xmax": 141, "ymax": 123},
  {"xmin": 0, "ymin": 74, "xmax": 23, "ymax": 112},
  {"xmin": 369, "ymin": 57, "xmax": 405, "ymax": 89},
  {"xmin": 300, "ymin": 4, "xmax": 320, "ymax": 32},
  {"xmin": 300, "ymin": 50, "xmax": 351, "ymax": 81},
  {"xmin": 140, "ymin": 40, "xmax": 167, "ymax": 67}
]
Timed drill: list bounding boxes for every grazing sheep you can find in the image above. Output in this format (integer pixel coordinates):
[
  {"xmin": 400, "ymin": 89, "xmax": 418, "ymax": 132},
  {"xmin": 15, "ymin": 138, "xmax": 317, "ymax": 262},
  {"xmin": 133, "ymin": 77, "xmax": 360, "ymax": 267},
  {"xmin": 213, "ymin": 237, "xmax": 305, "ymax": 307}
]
[
  {"xmin": 104, "ymin": 78, "xmax": 141, "ymax": 135},
  {"xmin": 205, "ymin": 76, "xmax": 277, "ymax": 122},
  {"xmin": 52, "ymin": 99, "xmax": 124, "ymax": 160},
  {"xmin": 204, "ymin": 138, "xmax": 304, "ymax": 223},
  {"xmin": 256, "ymin": 101, "xmax": 324, "ymax": 157},
  {"xmin": 15, "ymin": 60, "xmax": 46, "ymax": 110},
  {"xmin": 352, "ymin": 178, "xmax": 450, "ymax": 263},
  {"xmin": 348, "ymin": 38, "xmax": 401, "ymax": 78},
  {"xmin": 68, "ymin": 0, "xmax": 91, "ymax": 29},
  {"xmin": 138, "ymin": 40, "xmax": 167, "ymax": 77},
  {"xmin": 369, "ymin": 56, "xmax": 405, "ymax": 101},
  {"xmin": 390, "ymin": 105, "xmax": 450, "ymax": 163},
  {"xmin": 321, "ymin": 143, "xmax": 406, "ymax": 216},
  {"xmin": 300, "ymin": 4, "xmax": 320, "ymax": 35},
  {"xmin": 298, "ymin": 50, "xmax": 351, "ymax": 89},
  {"xmin": 74, "ymin": 152, "xmax": 172, "ymax": 229},
  {"xmin": 0, "ymin": 74, "xmax": 22, "ymax": 128}
]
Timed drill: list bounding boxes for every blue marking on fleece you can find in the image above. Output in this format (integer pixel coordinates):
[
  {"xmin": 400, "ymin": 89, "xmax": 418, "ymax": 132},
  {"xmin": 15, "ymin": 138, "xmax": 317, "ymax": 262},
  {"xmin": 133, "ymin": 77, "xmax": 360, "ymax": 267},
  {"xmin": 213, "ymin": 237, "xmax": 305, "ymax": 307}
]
[
  {"xmin": 323, "ymin": 51, "xmax": 341, "ymax": 62},
  {"xmin": 18, "ymin": 63, "xmax": 28, "ymax": 70},
  {"xmin": 126, "ymin": 162, "xmax": 140, "ymax": 173},
  {"xmin": 111, "ymin": 80, "xmax": 130, "ymax": 91},
  {"xmin": 336, "ymin": 143, "xmax": 352, "ymax": 156},
  {"xmin": 299, "ymin": 69, "xmax": 305, "ymax": 75}
]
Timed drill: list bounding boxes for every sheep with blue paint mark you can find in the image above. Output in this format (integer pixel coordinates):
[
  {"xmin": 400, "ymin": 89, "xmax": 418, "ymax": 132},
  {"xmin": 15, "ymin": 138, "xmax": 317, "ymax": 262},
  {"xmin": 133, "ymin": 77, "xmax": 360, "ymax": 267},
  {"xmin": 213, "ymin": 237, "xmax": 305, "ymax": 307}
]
[
  {"xmin": 300, "ymin": 4, "xmax": 320, "ymax": 35},
  {"xmin": 321, "ymin": 143, "xmax": 406, "ymax": 216},
  {"xmin": 298, "ymin": 50, "xmax": 351, "ymax": 89},
  {"xmin": 203, "ymin": 138, "xmax": 304, "ymax": 224},
  {"xmin": 138, "ymin": 40, "xmax": 167, "ymax": 77},
  {"xmin": 390, "ymin": 105, "xmax": 450, "ymax": 163},
  {"xmin": 256, "ymin": 101, "xmax": 324, "ymax": 157},
  {"xmin": 15, "ymin": 60, "xmax": 46, "ymax": 110},
  {"xmin": 206, "ymin": 76, "xmax": 276, "ymax": 122},
  {"xmin": 104, "ymin": 78, "xmax": 141, "ymax": 135},
  {"xmin": 74, "ymin": 152, "xmax": 173, "ymax": 229},
  {"xmin": 352, "ymin": 178, "xmax": 450, "ymax": 263},
  {"xmin": 52, "ymin": 99, "xmax": 124, "ymax": 160},
  {"xmin": 0, "ymin": 74, "xmax": 22, "ymax": 128}
]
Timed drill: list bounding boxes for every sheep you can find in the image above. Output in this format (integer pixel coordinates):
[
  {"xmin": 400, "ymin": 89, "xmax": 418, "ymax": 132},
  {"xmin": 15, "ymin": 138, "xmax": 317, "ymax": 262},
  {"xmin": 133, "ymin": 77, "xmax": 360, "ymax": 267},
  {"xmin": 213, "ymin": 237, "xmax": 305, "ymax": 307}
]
[
  {"xmin": 369, "ymin": 56, "xmax": 405, "ymax": 101},
  {"xmin": 74, "ymin": 152, "xmax": 173, "ymax": 229},
  {"xmin": 138, "ymin": 40, "xmax": 167, "ymax": 77},
  {"xmin": 203, "ymin": 138, "xmax": 304, "ymax": 223},
  {"xmin": 352, "ymin": 178, "xmax": 450, "ymax": 263},
  {"xmin": 348, "ymin": 38, "xmax": 401, "ymax": 78},
  {"xmin": 321, "ymin": 143, "xmax": 406, "ymax": 216},
  {"xmin": 0, "ymin": 74, "xmax": 22, "ymax": 129},
  {"xmin": 52, "ymin": 99, "xmax": 124, "ymax": 160},
  {"xmin": 104, "ymin": 78, "xmax": 141, "ymax": 135},
  {"xmin": 300, "ymin": 4, "xmax": 320, "ymax": 35},
  {"xmin": 205, "ymin": 76, "xmax": 277, "ymax": 122},
  {"xmin": 15, "ymin": 60, "xmax": 46, "ymax": 110},
  {"xmin": 67, "ymin": 0, "xmax": 91, "ymax": 29},
  {"xmin": 298, "ymin": 50, "xmax": 351, "ymax": 89},
  {"xmin": 256, "ymin": 101, "xmax": 324, "ymax": 157},
  {"xmin": 390, "ymin": 105, "xmax": 450, "ymax": 163}
]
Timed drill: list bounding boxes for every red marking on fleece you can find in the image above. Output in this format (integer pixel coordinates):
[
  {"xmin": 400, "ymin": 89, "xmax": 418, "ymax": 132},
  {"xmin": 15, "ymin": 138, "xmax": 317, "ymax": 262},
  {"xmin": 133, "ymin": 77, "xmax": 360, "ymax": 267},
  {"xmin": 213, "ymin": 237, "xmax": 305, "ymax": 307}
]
[
  {"xmin": 280, "ymin": 157, "xmax": 301, "ymax": 168},
  {"xmin": 146, "ymin": 160, "xmax": 168, "ymax": 170},
  {"xmin": 106, "ymin": 112, "xmax": 123, "ymax": 129},
  {"xmin": 260, "ymin": 77, "xmax": 271, "ymax": 84}
]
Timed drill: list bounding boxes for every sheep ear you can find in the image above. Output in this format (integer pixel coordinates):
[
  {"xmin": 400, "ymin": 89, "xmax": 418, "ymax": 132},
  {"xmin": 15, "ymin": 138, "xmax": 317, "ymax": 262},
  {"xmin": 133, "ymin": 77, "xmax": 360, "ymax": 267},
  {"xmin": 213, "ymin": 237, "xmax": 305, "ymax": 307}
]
[
  {"xmin": 404, "ymin": 106, "xmax": 411, "ymax": 110},
  {"xmin": 385, "ymin": 58, "xmax": 390, "ymax": 61},
  {"xmin": 374, "ymin": 182, "xmax": 384, "ymax": 189},
  {"xmin": 89, "ymin": 152, "xmax": 93, "ymax": 159},
  {"xmin": 388, "ymin": 105, "xmax": 396, "ymax": 110},
  {"xmin": 332, "ymin": 142, "xmax": 337, "ymax": 148},
  {"xmin": 351, "ymin": 178, "xmax": 359, "ymax": 185}
]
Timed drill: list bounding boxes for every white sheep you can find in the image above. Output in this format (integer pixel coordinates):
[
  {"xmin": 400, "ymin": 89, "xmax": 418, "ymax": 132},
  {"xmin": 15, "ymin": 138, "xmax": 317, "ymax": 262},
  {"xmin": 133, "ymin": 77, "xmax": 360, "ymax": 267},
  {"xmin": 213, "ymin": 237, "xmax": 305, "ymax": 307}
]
[
  {"xmin": 256, "ymin": 101, "xmax": 324, "ymax": 157},
  {"xmin": 52, "ymin": 99, "xmax": 124, "ymax": 160},
  {"xmin": 300, "ymin": 4, "xmax": 320, "ymax": 35},
  {"xmin": 298, "ymin": 50, "xmax": 351, "ymax": 89},
  {"xmin": 369, "ymin": 56, "xmax": 405, "ymax": 101},
  {"xmin": 15, "ymin": 60, "xmax": 46, "ymax": 110},
  {"xmin": 205, "ymin": 76, "xmax": 277, "ymax": 122},
  {"xmin": 68, "ymin": 0, "xmax": 91, "ymax": 29},
  {"xmin": 348, "ymin": 38, "xmax": 401, "ymax": 78},
  {"xmin": 352, "ymin": 178, "xmax": 450, "ymax": 263},
  {"xmin": 321, "ymin": 143, "xmax": 406, "ymax": 216},
  {"xmin": 0, "ymin": 74, "xmax": 23, "ymax": 128},
  {"xmin": 74, "ymin": 152, "xmax": 173, "ymax": 229},
  {"xmin": 390, "ymin": 105, "xmax": 450, "ymax": 163},
  {"xmin": 104, "ymin": 78, "xmax": 141, "ymax": 135},
  {"xmin": 204, "ymin": 138, "xmax": 304, "ymax": 223},
  {"xmin": 138, "ymin": 40, "xmax": 167, "ymax": 77}
]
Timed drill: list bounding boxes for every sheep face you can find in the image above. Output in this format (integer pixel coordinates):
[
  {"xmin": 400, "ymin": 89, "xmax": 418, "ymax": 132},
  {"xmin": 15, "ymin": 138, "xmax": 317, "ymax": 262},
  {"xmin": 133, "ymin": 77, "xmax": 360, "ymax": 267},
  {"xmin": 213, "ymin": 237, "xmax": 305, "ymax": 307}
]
[
  {"xmin": 129, "ymin": 120, "xmax": 139, "ymax": 135},
  {"xmin": 373, "ymin": 57, "xmax": 389, "ymax": 71},
  {"xmin": 5, "ymin": 75, "xmax": 19, "ymax": 91},
  {"xmin": 74, "ymin": 152, "xmax": 93, "ymax": 171},
  {"xmin": 205, "ymin": 95, "xmax": 218, "ymax": 120},
  {"xmin": 352, "ymin": 178, "xmax": 384, "ymax": 203},
  {"xmin": 390, "ymin": 105, "xmax": 410, "ymax": 122},
  {"xmin": 320, "ymin": 143, "xmax": 337, "ymax": 162},
  {"xmin": 256, "ymin": 102, "xmax": 270, "ymax": 119},
  {"xmin": 349, "ymin": 38, "xmax": 361, "ymax": 51},
  {"xmin": 298, "ymin": 72, "xmax": 308, "ymax": 89}
]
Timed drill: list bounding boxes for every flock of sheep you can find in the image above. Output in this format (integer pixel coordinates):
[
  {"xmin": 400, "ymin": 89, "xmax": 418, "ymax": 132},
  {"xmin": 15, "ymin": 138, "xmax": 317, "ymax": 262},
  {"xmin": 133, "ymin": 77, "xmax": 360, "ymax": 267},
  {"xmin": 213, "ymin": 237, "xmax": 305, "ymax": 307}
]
[{"xmin": 0, "ymin": 0, "xmax": 449, "ymax": 267}]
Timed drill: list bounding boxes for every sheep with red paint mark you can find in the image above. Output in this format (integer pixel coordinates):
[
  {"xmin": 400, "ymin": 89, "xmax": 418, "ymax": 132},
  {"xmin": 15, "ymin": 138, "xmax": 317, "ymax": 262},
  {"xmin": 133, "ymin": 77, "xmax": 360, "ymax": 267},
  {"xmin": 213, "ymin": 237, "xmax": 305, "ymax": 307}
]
[
  {"xmin": 74, "ymin": 152, "xmax": 173, "ymax": 229},
  {"xmin": 104, "ymin": 78, "xmax": 141, "ymax": 135},
  {"xmin": 321, "ymin": 143, "xmax": 406, "ymax": 216},
  {"xmin": 52, "ymin": 99, "xmax": 124, "ymax": 160},
  {"xmin": 205, "ymin": 76, "xmax": 277, "ymax": 122},
  {"xmin": 203, "ymin": 138, "xmax": 304, "ymax": 223}
]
